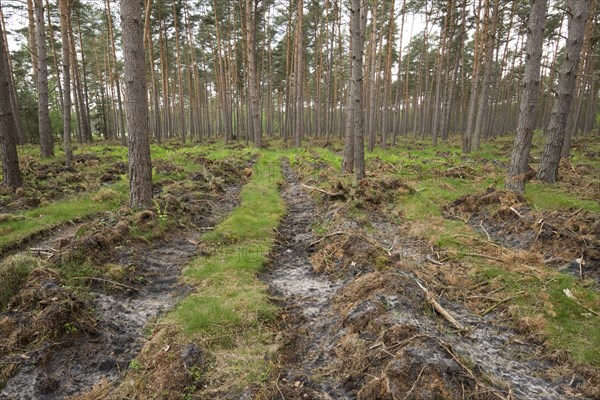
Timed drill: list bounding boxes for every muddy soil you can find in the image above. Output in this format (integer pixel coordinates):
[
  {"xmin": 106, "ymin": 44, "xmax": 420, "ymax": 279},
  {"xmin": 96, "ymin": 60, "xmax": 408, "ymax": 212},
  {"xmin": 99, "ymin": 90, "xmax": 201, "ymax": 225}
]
[
  {"xmin": 263, "ymin": 161, "xmax": 350, "ymax": 399},
  {"xmin": 0, "ymin": 184, "xmax": 242, "ymax": 400},
  {"xmin": 264, "ymin": 162, "xmax": 591, "ymax": 399}
]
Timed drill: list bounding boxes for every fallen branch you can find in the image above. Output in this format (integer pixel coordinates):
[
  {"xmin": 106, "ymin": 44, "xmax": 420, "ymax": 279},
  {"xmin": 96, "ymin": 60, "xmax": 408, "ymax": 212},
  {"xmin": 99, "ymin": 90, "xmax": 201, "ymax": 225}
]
[
  {"xmin": 425, "ymin": 254, "xmax": 444, "ymax": 265},
  {"xmin": 563, "ymin": 288, "xmax": 600, "ymax": 317},
  {"xmin": 479, "ymin": 220, "xmax": 492, "ymax": 241},
  {"xmin": 480, "ymin": 291, "xmax": 525, "ymax": 316},
  {"xmin": 455, "ymin": 251, "xmax": 504, "ymax": 262},
  {"xmin": 29, "ymin": 247, "xmax": 56, "ymax": 256},
  {"xmin": 300, "ymin": 183, "xmax": 344, "ymax": 198},
  {"xmin": 417, "ymin": 280, "xmax": 465, "ymax": 331},
  {"xmin": 70, "ymin": 277, "xmax": 139, "ymax": 291},
  {"xmin": 403, "ymin": 366, "xmax": 426, "ymax": 400},
  {"xmin": 309, "ymin": 231, "xmax": 348, "ymax": 247},
  {"xmin": 509, "ymin": 207, "xmax": 524, "ymax": 218}
]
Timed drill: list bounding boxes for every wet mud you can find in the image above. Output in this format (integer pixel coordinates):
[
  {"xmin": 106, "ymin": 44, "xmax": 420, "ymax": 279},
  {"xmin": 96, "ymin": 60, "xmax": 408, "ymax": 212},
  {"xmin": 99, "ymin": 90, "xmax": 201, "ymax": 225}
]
[{"xmin": 0, "ymin": 183, "xmax": 242, "ymax": 400}]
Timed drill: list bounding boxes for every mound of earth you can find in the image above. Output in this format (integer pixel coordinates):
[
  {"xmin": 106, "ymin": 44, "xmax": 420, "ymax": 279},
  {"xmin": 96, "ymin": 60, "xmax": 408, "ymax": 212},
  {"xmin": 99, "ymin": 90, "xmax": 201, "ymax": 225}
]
[{"xmin": 444, "ymin": 189, "xmax": 600, "ymax": 280}]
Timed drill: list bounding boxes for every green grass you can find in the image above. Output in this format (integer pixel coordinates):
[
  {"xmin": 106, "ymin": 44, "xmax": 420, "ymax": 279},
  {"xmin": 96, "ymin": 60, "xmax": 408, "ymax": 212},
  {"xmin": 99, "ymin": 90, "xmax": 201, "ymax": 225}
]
[
  {"xmin": 170, "ymin": 150, "xmax": 285, "ymax": 390},
  {"xmin": 0, "ymin": 182, "xmax": 127, "ymax": 253},
  {"xmin": 176, "ymin": 151, "xmax": 284, "ymax": 333}
]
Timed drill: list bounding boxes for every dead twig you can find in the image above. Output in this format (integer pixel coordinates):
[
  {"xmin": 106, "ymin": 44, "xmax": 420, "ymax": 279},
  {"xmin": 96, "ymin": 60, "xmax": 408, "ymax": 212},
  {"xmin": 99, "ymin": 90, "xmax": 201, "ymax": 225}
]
[
  {"xmin": 300, "ymin": 183, "xmax": 344, "ymax": 197},
  {"xmin": 417, "ymin": 280, "xmax": 465, "ymax": 331},
  {"xmin": 563, "ymin": 288, "xmax": 600, "ymax": 317},
  {"xmin": 70, "ymin": 277, "xmax": 139, "ymax": 291},
  {"xmin": 479, "ymin": 220, "xmax": 491, "ymax": 241},
  {"xmin": 425, "ymin": 254, "xmax": 444, "ymax": 265},
  {"xmin": 309, "ymin": 231, "xmax": 348, "ymax": 247},
  {"xmin": 480, "ymin": 291, "xmax": 525, "ymax": 317},
  {"xmin": 403, "ymin": 366, "xmax": 426, "ymax": 400},
  {"xmin": 445, "ymin": 250, "xmax": 504, "ymax": 262},
  {"xmin": 509, "ymin": 207, "xmax": 524, "ymax": 218}
]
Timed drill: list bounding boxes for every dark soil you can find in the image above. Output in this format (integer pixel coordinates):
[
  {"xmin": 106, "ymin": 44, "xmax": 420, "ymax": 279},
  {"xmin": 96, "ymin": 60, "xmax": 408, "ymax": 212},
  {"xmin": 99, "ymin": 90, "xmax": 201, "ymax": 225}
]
[
  {"xmin": 263, "ymin": 161, "xmax": 591, "ymax": 400},
  {"xmin": 263, "ymin": 161, "xmax": 349, "ymax": 399},
  {"xmin": 0, "ymin": 180, "xmax": 242, "ymax": 400}
]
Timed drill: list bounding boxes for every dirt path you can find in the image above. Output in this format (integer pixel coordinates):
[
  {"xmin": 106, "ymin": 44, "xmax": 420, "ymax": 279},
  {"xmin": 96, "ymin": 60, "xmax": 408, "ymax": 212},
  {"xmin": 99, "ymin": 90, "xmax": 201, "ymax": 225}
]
[
  {"xmin": 0, "ymin": 185, "xmax": 242, "ymax": 400},
  {"xmin": 263, "ymin": 161, "xmax": 588, "ymax": 399},
  {"xmin": 263, "ymin": 162, "xmax": 350, "ymax": 399}
]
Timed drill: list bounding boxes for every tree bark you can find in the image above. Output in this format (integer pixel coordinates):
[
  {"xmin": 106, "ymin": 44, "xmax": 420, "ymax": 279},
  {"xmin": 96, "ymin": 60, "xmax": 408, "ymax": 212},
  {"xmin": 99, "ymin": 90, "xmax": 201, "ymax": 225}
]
[
  {"xmin": 472, "ymin": 0, "xmax": 499, "ymax": 151},
  {"xmin": 352, "ymin": 0, "xmax": 367, "ymax": 179},
  {"xmin": 506, "ymin": 0, "xmax": 548, "ymax": 192},
  {"xmin": 0, "ymin": 18, "xmax": 22, "ymax": 188},
  {"xmin": 0, "ymin": 10, "xmax": 25, "ymax": 145},
  {"xmin": 59, "ymin": 0, "xmax": 72, "ymax": 165},
  {"xmin": 294, "ymin": 0, "xmax": 304, "ymax": 147},
  {"xmin": 35, "ymin": 0, "xmax": 54, "ymax": 157},
  {"xmin": 245, "ymin": 0, "xmax": 262, "ymax": 147},
  {"xmin": 119, "ymin": 0, "xmax": 153, "ymax": 208},
  {"xmin": 538, "ymin": 0, "xmax": 590, "ymax": 183}
]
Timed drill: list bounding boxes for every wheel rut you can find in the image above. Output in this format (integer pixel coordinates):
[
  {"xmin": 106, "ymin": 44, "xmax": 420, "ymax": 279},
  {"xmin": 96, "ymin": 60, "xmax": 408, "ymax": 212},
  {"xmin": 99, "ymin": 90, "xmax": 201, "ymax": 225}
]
[
  {"xmin": 0, "ymin": 185, "xmax": 242, "ymax": 400},
  {"xmin": 263, "ymin": 161, "xmax": 349, "ymax": 399}
]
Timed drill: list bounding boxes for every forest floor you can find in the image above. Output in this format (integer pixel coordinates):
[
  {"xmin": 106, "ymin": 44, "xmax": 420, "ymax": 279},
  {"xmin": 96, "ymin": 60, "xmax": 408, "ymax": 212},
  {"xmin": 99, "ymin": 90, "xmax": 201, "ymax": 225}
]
[{"xmin": 0, "ymin": 133, "xmax": 599, "ymax": 399}]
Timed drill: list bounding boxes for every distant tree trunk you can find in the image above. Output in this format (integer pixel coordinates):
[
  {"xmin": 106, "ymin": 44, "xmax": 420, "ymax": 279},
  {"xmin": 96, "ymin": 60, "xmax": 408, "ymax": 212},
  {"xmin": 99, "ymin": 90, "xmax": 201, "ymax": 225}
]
[
  {"xmin": 35, "ymin": 0, "xmax": 54, "ymax": 157},
  {"xmin": 538, "ymin": 0, "xmax": 590, "ymax": 183},
  {"xmin": 144, "ymin": 0, "xmax": 162, "ymax": 143},
  {"xmin": 463, "ymin": 0, "xmax": 484, "ymax": 152},
  {"xmin": 74, "ymin": 11, "xmax": 92, "ymax": 142},
  {"xmin": 472, "ymin": 0, "xmax": 499, "ymax": 151},
  {"xmin": 380, "ymin": 0, "xmax": 395, "ymax": 149},
  {"xmin": 0, "ymin": 19, "xmax": 22, "ymax": 188},
  {"xmin": 172, "ymin": 0, "xmax": 186, "ymax": 143},
  {"xmin": 432, "ymin": 0, "xmax": 453, "ymax": 146},
  {"xmin": 351, "ymin": 0, "xmax": 367, "ymax": 179},
  {"xmin": 59, "ymin": 0, "xmax": 72, "ymax": 165},
  {"xmin": 506, "ymin": 0, "xmax": 548, "ymax": 192},
  {"xmin": 27, "ymin": 0, "xmax": 38, "ymax": 88},
  {"xmin": 119, "ymin": 0, "xmax": 152, "ymax": 208},
  {"xmin": 294, "ymin": 0, "xmax": 304, "ymax": 147},
  {"xmin": 366, "ymin": 1, "xmax": 378, "ymax": 152},
  {"xmin": 106, "ymin": 0, "xmax": 126, "ymax": 145},
  {"xmin": 245, "ymin": 0, "xmax": 262, "ymax": 147},
  {"xmin": 0, "ymin": 11, "xmax": 25, "ymax": 145}
]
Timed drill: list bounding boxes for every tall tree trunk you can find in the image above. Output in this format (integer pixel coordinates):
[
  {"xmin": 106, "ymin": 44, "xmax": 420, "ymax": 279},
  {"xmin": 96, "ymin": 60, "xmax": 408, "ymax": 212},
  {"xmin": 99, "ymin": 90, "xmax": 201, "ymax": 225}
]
[
  {"xmin": 463, "ymin": 0, "xmax": 484, "ymax": 152},
  {"xmin": 172, "ymin": 0, "xmax": 186, "ymax": 143},
  {"xmin": 351, "ymin": 0, "xmax": 367, "ymax": 179},
  {"xmin": 0, "ymin": 18, "xmax": 22, "ymax": 188},
  {"xmin": 366, "ymin": 1, "xmax": 378, "ymax": 151},
  {"xmin": 0, "ymin": 10, "xmax": 25, "ymax": 145},
  {"xmin": 27, "ymin": 0, "xmax": 38, "ymax": 90},
  {"xmin": 506, "ymin": 0, "xmax": 548, "ymax": 192},
  {"xmin": 35, "ymin": 0, "xmax": 54, "ymax": 157},
  {"xmin": 380, "ymin": 0, "xmax": 395, "ymax": 149},
  {"xmin": 538, "ymin": 0, "xmax": 590, "ymax": 183},
  {"xmin": 472, "ymin": 0, "xmax": 499, "ymax": 151},
  {"xmin": 106, "ymin": 0, "xmax": 126, "ymax": 145},
  {"xmin": 119, "ymin": 0, "xmax": 152, "ymax": 208},
  {"xmin": 75, "ymin": 10, "xmax": 92, "ymax": 142},
  {"xmin": 144, "ymin": 0, "xmax": 162, "ymax": 143},
  {"xmin": 59, "ymin": 0, "xmax": 72, "ymax": 165},
  {"xmin": 561, "ymin": 0, "xmax": 595, "ymax": 158},
  {"xmin": 245, "ymin": 0, "xmax": 262, "ymax": 147},
  {"xmin": 294, "ymin": 0, "xmax": 304, "ymax": 147},
  {"xmin": 432, "ymin": 0, "xmax": 453, "ymax": 145}
]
